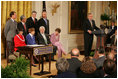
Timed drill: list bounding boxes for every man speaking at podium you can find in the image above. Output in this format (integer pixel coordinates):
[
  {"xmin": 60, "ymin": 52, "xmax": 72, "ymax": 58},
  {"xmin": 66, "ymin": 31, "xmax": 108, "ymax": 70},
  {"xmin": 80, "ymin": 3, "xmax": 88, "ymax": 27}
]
[{"xmin": 83, "ymin": 13, "xmax": 99, "ymax": 57}]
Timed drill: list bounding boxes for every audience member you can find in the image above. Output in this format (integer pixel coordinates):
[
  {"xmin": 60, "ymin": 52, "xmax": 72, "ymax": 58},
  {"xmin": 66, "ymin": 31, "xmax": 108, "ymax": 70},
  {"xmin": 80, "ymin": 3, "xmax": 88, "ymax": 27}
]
[
  {"xmin": 103, "ymin": 59, "xmax": 117, "ymax": 78},
  {"xmin": 76, "ymin": 60, "xmax": 103, "ymax": 78},
  {"xmin": 67, "ymin": 48, "xmax": 81, "ymax": 73},
  {"xmin": 55, "ymin": 58, "xmax": 76, "ymax": 78},
  {"xmin": 107, "ymin": 53, "xmax": 115, "ymax": 61},
  {"xmin": 93, "ymin": 46, "xmax": 105, "ymax": 68}
]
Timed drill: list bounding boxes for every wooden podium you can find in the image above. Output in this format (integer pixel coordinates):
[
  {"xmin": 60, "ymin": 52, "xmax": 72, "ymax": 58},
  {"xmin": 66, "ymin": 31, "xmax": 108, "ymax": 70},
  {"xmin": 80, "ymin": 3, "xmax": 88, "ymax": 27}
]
[{"xmin": 92, "ymin": 29, "xmax": 105, "ymax": 59}]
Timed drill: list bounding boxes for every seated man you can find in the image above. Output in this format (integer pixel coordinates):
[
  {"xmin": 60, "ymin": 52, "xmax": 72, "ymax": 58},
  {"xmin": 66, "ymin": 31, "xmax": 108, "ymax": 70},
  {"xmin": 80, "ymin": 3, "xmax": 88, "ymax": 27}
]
[
  {"xmin": 55, "ymin": 58, "xmax": 76, "ymax": 78},
  {"xmin": 67, "ymin": 48, "xmax": 82, "ymax": 74},
  {"xmin": 36, "ymin": 26, "xmax": 57, "ymax": 61},
  {"xmin": 93, "ymin": 46, "xmax": 105, "ymax": 68}
]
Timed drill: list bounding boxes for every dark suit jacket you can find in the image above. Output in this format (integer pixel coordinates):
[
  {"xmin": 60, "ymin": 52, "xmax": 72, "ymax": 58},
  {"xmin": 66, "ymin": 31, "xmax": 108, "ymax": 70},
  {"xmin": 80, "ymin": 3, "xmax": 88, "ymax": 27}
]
[
  {"xmin": 93, "ymin": 56, "xmax": 105, "ymax": 68},
  {"xmin": 83, "ymin": 19, "xmax": 99, "ymax": 40},
  {"xmin": 55, "ymin": 71, "xmax": 76, "ymax": 78},
  {"xmin": 17, "ymin": 22, "xmax": 27, "ymax": 38},
  {"xmin": 36, "ymin": 33, "xmax": 51, "ymax": 45},
  {"xmin": 26, "ymin": 17, "xmax": 37, "ymax": 34},
  {"xmin": 26, "ymin": 34, "xmax": 36, "ymax": 45},
  {"xmin": 67, "ymin": 58, "xmax": 82, "ymax": 73},
  {"xmin": 37, "ymin": 18, "xmax": 49, "ymax": 34},
  {"xmin": 111, "ymin": 35, "xmax": 117, "ymax": 46},
  {"xmin": 109, "ymin": 26, "xmax": 117, "ymax": 36},
  {"xmin": 77, "ymin": 69, "xmax": 104, "ymax": 78}
]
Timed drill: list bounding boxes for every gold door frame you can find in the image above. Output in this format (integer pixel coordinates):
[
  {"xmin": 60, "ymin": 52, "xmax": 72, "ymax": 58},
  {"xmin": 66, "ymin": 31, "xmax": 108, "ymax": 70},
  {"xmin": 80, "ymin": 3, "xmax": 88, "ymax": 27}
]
[{"xmin": 68, "ymin": 1, "xmax": 90, "ymax": 34}]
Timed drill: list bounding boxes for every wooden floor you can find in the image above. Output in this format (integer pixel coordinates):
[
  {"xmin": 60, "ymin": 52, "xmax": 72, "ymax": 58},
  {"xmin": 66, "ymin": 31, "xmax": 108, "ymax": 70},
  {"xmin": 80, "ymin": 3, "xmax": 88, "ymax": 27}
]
[{"xmin": 1, "ymin": 54, "xmax": 85, "ymax": 78}]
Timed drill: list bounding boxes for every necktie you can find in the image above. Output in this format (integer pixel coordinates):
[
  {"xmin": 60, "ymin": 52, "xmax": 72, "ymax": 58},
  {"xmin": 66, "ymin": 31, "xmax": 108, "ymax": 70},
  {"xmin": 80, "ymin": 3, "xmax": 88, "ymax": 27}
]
[
  {"xmin": 44, "ymin": 19, "xmax": 47, "ymax": 25},
  {"xmin": 90, "ymin": 20, "xmax": 93, "ymax": 27},
  {"xmin": 34, "ymin": 19, "xmax": 35, "ymax": 24},
  {"xmin": 42, "ymin": 34, "xmax": 47, "ymax": 45},
  {"xmin": 23, "ymin": 24, "xmax": 26, "ymax": 31}
]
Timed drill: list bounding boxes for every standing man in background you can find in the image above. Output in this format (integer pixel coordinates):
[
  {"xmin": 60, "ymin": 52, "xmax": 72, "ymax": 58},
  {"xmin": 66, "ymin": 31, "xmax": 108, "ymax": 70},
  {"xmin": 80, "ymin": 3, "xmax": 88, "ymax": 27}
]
[
  {"xmin": 83, "ymin": 13, "xmax": 99, "ymax": 57},
  {"xmin": 37, "ymin": 10, "xmax": 49, "ymax": 34},
  {"xmin": 17, "ymin": 15, "xmax": 27, "ymax": 38},
  {"xmin": 4, "ymin": 11, "xmax": 17, "ymax": 56},
  {"xmin": 26, "ymin": 11, "xmax": 38, "ymax": 35}
]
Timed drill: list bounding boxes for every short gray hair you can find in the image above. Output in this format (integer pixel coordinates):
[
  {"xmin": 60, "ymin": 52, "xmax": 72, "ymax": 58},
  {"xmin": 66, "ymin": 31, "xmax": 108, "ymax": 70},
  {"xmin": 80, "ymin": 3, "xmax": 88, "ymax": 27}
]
[
  {"xmin": 56, "ymin": 58, "xmax": 69, "ymax": 72},
  {"xmin": 20, "ymin": 15, "xmax": 25, "ymax": 21},
  {"xmin": 39, "ymin": 26, "xmax": 45, "ymax": 31}
]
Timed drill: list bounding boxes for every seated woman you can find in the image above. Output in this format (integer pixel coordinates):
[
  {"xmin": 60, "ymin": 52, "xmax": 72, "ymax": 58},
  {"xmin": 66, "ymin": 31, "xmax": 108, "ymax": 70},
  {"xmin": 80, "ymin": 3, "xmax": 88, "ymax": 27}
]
[
  {"xmin": 50, "ymin": 28, "xmax": 66, "ymax": 58},
  {"xmin": 26, "ymin": 28, "xmax": 39, "ymax": 67},
  {"xmin": 26, "ymin": 28, "xmax": 36, "ymax": 45},
  {"xmin": 14, "ymin": 28, "xmax": 26, "ymax": 52}
]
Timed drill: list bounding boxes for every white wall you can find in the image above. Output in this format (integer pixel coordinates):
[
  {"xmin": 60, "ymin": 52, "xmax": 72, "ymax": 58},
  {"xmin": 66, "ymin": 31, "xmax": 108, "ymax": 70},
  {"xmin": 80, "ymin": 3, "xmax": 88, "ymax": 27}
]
[{"xmin": 32, "ymin": 1, "xmax": 103, "ymax": 53}]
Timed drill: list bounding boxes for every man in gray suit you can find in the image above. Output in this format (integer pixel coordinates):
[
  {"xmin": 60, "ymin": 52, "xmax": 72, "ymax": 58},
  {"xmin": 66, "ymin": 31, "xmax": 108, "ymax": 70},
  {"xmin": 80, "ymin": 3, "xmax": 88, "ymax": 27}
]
[
  {"xmin": 4, "ymin": 11, "xmax": 17, "ymax": 56},
  {"xmin": 93, "ymin": 46, "xmax": 105, "ymax": 68}
]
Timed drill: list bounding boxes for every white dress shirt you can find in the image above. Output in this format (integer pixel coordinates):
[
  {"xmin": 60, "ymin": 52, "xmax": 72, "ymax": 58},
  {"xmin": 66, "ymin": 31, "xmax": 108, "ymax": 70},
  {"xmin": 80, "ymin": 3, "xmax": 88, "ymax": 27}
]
[{"xmin": 41, "ymin": 33, "xmax": 48, "ymax": 44}]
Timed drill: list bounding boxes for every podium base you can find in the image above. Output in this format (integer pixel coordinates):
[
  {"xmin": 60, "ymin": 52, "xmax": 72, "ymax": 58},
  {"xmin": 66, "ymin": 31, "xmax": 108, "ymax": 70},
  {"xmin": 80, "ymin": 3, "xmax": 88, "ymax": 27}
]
[{"xmin": 34, "ymin": 71, "xmax": 51, "ymax": 76}]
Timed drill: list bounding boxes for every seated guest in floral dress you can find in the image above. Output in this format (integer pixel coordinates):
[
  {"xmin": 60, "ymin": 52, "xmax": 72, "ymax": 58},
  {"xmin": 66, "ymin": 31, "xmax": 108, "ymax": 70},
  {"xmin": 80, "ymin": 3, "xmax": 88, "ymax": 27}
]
[
  {"xmin": 26, "ymin": 28, "xmax": 39, "ymax": 67},
  {"xmin": 14, "ymin": 29, "xmax": 26, "ymax": 52},
  {"xmin": 50, "ymin": 28, "xmax": 66, "ymax": 58}
]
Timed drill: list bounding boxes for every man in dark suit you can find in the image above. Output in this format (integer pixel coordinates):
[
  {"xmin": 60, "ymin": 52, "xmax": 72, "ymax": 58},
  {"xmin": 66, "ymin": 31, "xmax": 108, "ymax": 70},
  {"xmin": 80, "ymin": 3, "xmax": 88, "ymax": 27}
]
[
  {"xmin": 36, "ymin": 26, "xmax": 57, "ymax": 61},
  {"xmin": 83, "ymin": 13, "xmax": 99, "ymax": 56},
  {"xmin": 108, "ymin": 21, "xmax": 117, "ymax": 37},
  {"xmin": 17, "ymin": 15, "xmax": 27, "ymax": 38},
  {"xmin": 37, "ymin": 10, "xmax": 49, "ymax": 34},
  {"xmin": 93, "ymin": 46, "xmax": 105, "ymax": 68},
  {"xmin": 106, "ymin": 21, "xmax": 117, "ymax": 44},
  {"xmin": 4, "ymin": 11, "xmax": 17, "ymax": 55},
  {"xmin": 26, "ymin": 11, "xmax": 38, "ymax": 35},
  {"xmin": 67, "ymin": 48, "xmax": 82, "ymax": 74},
  {"xmin": 111, "ymin": 29, "xmax": 117, "ymax": 46}
]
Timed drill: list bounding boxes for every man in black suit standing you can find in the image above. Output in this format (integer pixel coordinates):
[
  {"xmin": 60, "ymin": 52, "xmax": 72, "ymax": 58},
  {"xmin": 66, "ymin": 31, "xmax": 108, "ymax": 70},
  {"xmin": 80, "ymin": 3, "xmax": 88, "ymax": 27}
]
[
  {"xmin": 83, "ymin": 13, "xmax": 99, "ymax": 57},
  {"xmin": 17, "ymin": 15, "xmax": 27, "ymax": 38},
  {"xmin": 37, "ymin": 10, "xmax": 49, "ymax": 34},
  {"xmin": 26, "ymin": 11, "xmax": 37, "ymax": 35},
  {"xmin": 67, "ymin": 48, "xmax": 81, "ymax": 74}
]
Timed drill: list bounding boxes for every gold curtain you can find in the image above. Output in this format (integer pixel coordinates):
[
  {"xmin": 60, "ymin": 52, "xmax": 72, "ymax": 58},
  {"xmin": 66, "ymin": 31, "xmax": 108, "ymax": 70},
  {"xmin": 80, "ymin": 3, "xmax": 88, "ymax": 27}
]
[{"xmin": 1, "ymin": 1, "xmax": 32, "ymax": 55}]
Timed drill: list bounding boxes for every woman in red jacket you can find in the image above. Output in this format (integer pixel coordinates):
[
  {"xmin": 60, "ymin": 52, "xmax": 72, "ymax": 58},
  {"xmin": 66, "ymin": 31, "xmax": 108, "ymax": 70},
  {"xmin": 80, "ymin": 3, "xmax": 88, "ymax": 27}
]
[{"xmin": 14, "ymin": 29, "xmax": 26, "ymax": 52}]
